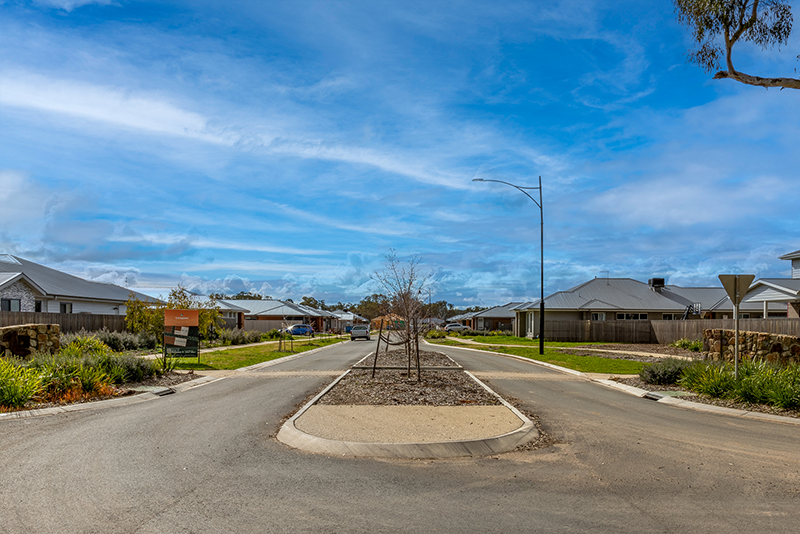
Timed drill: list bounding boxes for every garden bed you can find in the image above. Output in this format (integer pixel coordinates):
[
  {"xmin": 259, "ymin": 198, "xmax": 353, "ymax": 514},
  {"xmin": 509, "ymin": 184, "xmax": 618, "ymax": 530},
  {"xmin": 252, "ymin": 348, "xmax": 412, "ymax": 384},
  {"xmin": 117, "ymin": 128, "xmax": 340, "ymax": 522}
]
[
  {"xmin": 612, "ymin": 375, "xmax": 800, "ymax": 419},
  {"xmin": 318, "ymin": 349, "xmax": 500, "ymax": 406}
]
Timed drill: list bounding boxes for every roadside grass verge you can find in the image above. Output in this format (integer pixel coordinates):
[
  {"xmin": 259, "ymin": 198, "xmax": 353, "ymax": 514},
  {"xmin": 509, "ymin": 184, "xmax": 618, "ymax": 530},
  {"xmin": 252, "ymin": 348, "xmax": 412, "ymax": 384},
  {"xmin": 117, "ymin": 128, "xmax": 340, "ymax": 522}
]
[
  {"xmin": 172, "ymin": 337, "xmax": 346, "ymax": 370},
  {"xmin": 428, "ymin": 341, "xmax": 644, "ymax": 374},
  {"xmin": 431, "ymin": 337, "xmax": 607, "ymax": 348}
]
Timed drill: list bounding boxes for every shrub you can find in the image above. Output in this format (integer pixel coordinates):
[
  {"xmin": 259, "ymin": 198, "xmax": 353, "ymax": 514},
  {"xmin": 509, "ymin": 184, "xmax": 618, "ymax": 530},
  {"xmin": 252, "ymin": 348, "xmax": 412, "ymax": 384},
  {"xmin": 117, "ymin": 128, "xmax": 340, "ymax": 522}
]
[
  {"xmin": 217, "ymin": 328, "xmax": 265, "ymax": 345},
  {"xmin": 0, "ymin": 358, "xmax": 43, "ymax": 409},
  {"xmin": 639, "ymin": 358, "xmax": 692, "ymax": 385},
  {"xmin": 264, "ymin": 329, "xmax": 291, "ymax": 340},
  {"xmin": 680, "ymin": 362, "xmax": 735, "ymax": 398},
  {"xmin": 425, "ymin": 330, "xmax": 446, "ymax": 339},
  {"xmin": 62, "ymin": 329, "xmax": 158, "ymax": 353},
  {"xmin": 733, "ymin": 360, "xmax": 775, "ymax": 404},
  {"xmin": 671, "ymin": 338, "xmax": 703, "ymax": 352},
  {"xmin": 766, "ymin": 365, "xmax": 800, "ymax": 409}
]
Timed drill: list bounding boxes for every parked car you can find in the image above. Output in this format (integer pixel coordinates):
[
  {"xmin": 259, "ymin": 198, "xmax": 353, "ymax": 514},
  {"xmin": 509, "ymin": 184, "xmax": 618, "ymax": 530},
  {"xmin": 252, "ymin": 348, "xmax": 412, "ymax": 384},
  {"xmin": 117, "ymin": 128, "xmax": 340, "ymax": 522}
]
[
  {"xmin": 444, "ymin": 323, "xmax": 468, "ymax": 333},
  {"xmin": 350, "ymin": 325, "xmax": 371, "ymax": 341},
  {"xmin": 285, "ymin": 324, "xmax": 314, "ymax": 336}
]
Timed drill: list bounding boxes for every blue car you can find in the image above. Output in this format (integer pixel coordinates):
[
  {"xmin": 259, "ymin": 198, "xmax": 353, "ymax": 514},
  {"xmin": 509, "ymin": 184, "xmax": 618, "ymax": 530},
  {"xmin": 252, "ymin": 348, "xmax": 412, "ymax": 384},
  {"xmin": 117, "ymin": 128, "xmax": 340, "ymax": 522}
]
[{"xmin": 285, "ymin": 324, "xmax": 314, "ymax": 336}]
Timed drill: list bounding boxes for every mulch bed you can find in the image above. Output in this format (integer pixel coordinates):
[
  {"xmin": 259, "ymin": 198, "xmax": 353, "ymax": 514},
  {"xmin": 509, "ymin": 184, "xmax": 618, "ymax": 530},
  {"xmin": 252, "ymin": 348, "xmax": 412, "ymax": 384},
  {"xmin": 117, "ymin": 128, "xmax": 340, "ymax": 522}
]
[{"xmin": 319, "ymin": 349, "xmax": 500, "ymax": 406}]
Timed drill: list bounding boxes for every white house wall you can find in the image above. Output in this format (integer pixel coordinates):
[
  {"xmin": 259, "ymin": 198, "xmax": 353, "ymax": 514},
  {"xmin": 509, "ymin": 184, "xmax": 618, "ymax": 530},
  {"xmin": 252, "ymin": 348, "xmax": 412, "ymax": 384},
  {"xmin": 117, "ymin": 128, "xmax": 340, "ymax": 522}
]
[
  {"xmin": 745, "ymin": 285, "xmax": 798, "ymax": 302},
  {"xmin": 42, "ymin": 299, "xmax": 125, "ymax": 315}
]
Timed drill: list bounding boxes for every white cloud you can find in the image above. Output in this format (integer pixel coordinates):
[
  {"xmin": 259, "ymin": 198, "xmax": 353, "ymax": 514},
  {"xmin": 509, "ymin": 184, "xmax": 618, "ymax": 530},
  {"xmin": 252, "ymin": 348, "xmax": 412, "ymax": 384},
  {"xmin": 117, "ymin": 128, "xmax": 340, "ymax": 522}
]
[
  {"xmin": 32, "ymin": 0, "xmax": 116, "ymax": 12},
  {"xmin": 0, "ymin": 71, "xmax": 229, "ymax": 143}
]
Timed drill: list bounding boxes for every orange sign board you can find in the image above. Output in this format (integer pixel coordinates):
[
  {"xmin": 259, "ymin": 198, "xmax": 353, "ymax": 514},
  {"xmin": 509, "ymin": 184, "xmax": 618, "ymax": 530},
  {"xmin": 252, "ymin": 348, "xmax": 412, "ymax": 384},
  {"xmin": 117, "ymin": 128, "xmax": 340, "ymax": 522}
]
[{"xmin": 164, "ymin": 309, "xmax": 200, "ymax": 327}]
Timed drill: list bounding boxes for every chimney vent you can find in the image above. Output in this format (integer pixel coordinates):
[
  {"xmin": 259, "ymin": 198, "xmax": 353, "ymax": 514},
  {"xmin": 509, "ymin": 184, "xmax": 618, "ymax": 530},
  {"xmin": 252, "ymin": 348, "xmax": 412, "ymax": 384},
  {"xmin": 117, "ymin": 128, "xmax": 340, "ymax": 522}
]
[{"xmin": 648, "ymin": 278, "xmax": 665, "ymax": 292}]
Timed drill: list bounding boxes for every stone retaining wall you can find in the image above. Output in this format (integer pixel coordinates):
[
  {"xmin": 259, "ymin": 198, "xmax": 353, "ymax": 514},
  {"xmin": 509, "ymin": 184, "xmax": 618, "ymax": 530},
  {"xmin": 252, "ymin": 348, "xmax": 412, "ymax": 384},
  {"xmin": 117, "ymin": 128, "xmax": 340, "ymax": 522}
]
[
  {"xmin": 0, "ymin": 324, "xmax": 60, "ymax": 357},
  {"xmin": 702, "ymin": 329, "xmax": 800, "ymax": 365}
]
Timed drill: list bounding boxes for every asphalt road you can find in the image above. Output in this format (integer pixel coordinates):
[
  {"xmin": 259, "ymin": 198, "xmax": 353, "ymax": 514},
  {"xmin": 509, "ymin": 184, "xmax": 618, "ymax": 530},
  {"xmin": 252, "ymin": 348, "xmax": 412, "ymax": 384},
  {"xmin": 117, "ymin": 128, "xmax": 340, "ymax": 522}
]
[{"xmin": 1, "ymin": 339, "xmax": 799, "ymax": 533}]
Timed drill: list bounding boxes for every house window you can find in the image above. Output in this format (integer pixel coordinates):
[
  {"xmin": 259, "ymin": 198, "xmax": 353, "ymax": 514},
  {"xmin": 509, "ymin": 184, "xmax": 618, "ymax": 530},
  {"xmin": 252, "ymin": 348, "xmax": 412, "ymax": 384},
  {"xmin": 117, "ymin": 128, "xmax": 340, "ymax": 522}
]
[
  {"xmin": 591, "ymin": 313, "xmax": 606, "ymax": 321},
  {"xmin": 618, "ymin": 313, "xmax": 647, "ymax": 320},
  {"xmin": 738, "ymin": 313, "xmax": 750, "ymax": 319},
  {"xmin": 1, "ymin": 299, "xmax": 21, "ymax": 312},
  {"xmin": 663, "ymin": 314, "xmax": 680, "ymax": 320},
  {"xmin": 477, "ymin": 318, "xmax": 484, "ymax": 330},
  {"xmin": 60, "ymin": 302, "xmax": 73, "ymax": 314},
  {"xmin": 35, "ymin": 301, "xmax": 42, "ymax": 312}
]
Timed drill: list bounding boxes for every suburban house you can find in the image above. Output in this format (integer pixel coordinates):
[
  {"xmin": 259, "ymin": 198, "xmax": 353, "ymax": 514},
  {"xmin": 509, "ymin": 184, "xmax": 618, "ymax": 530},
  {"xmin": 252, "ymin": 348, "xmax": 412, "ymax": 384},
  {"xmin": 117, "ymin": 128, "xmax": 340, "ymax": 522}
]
[
  {"xmin": 448, "ymin": 303, "xmax": 521, "ymax": 331},
  {"xmin": 742, "ymin": 249, "xmax": 800, "ymax": 318},
  {"xmin": 512, "ymin": 277, "xmax": 786, "ymax": 338},
  {"xmin": 0, "ymin": 254, "xmax": 158, "ymax": 315},
  {"xmin": 218, "ymin": 299, "xmax": 341, "ymax": 333},
  {"xmin": 329, "ymin": 309, "xmax": 368, "ymax": 331}
]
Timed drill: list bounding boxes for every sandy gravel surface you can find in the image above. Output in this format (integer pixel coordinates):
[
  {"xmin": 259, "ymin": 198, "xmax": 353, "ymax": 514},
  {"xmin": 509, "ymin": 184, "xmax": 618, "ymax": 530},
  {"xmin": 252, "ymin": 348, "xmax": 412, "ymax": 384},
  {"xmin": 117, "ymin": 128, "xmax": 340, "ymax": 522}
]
[{"xmin": 294, "ymin": 405, "xmax": 523, "ymax": 443}]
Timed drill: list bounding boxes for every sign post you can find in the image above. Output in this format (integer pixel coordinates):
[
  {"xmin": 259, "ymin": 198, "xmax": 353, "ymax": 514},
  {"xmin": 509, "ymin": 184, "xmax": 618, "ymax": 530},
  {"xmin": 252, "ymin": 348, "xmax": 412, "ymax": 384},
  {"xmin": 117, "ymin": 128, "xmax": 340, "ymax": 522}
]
[
  {"xmin": 718, "ymin": 274, "xmax": 755, "ymax": 380},
  {"xmin": 163, "ymin": 309, "xmax": 200, "ymax": 362}
]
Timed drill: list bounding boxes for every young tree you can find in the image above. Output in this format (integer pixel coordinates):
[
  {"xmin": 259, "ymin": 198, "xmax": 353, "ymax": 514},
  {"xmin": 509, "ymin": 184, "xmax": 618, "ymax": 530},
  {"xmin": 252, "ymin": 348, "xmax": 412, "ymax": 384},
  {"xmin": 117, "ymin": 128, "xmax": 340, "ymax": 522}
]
[
  {"xmin": 372, "ymin": 251, "xmax": 432, "ymax": 378},
  {"xmin": 675, "ymin": 0, "xmax": 799, "ymax": 89}
]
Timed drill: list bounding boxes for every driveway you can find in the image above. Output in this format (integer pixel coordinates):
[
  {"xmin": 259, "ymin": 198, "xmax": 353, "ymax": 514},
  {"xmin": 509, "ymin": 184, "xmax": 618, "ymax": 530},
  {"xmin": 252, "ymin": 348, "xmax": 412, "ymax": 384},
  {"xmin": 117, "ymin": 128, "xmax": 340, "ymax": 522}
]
[{"xmin": 1, "ymin": 340, "xmax": 798, "ymax": 533}]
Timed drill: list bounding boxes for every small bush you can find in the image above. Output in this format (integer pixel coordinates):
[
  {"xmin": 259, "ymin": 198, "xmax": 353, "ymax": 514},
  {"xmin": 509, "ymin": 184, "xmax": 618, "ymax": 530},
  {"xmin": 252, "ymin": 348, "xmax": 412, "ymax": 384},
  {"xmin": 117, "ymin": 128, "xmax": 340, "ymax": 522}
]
[
  {"xmin": 766, "ymin": 365, "xmax": 800, "ymax": 409},
  {"xmin": 0, "ymin": 359, "xmax": 43, "ymax": 409},
  {"xmin": 671, "ymin": 338, "xmax": 703, "ymax": 352},
  {"xmin": 680, "ymin": 362, "xmax": 735, "ymax": 398},
  {"xmin": 217, "ymin": 328, "xmax": 265, "ymax": 345},
  {"xmin": 61, "ymin": 329, "xmax": 158, "ymax": 353},
  {"xmin": 639, "ymin": 358, "xmax": 692, "ymax": 385},
  {"xmin": 425, "ymin": 330, "xmax": 446, "ymax": 339}
]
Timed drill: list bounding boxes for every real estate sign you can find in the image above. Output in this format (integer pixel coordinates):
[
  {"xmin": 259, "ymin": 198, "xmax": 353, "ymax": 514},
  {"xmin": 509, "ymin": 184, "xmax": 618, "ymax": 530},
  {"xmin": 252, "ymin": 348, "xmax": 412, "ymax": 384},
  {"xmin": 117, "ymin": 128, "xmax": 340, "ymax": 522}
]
[{"xmin": 163, "ymin": 309, "xmax": 200, "ymax": 358}]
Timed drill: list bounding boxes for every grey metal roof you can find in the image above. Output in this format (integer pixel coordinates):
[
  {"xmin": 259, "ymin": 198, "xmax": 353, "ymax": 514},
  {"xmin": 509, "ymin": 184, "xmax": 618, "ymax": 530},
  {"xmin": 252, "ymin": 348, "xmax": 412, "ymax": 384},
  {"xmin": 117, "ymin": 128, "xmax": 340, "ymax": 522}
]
[
  {"xmin": 778, "ymin": 249, "xmax": 800, "ymax": 260},
  {"xmin": 471, "ymin": 302, "xmax": 522, "ymax": 319},
  {"xmin": 0, "ymin": 255, "xmax": 158, "ymax": 303},
  {"xmin": 330, "ymin": 310, "xmax": 368, "ymax": 321},
  {"xmin": 511, "ymin": 278, "xmax": 784, "ymax": 314},
  {"xmin": 222, "ymin": 299, "xmax": 307, "ymax": 316},
  {"xmin": 215, "ymin": 300, "xmax": 249, "ymax": 312}
]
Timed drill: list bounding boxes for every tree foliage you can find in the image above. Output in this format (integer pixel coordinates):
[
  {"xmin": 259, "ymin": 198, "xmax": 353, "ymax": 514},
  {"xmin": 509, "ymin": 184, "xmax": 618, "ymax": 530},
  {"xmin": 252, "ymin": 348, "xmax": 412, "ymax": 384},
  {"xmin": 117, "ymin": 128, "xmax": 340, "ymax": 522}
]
[
  {"xmin": 208, "ymin": 291, "xmax": 269, "ymax": 300},
  {"xmin": 675, "ymin": 0, "xmax": 799, "ymax": 89},
  {"xmin": 125, "ymin": 287, "xmax": 223, "ymax": 342}
]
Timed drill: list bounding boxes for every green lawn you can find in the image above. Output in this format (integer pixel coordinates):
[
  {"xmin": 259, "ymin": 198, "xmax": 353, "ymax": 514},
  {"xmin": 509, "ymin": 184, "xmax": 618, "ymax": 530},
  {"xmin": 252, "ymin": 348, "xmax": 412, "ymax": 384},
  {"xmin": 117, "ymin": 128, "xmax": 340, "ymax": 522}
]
[
  {"xmin": 428, "ymin": 338, "xmax": 643, "ymax": 374},
  {"xmin": 437, "ymin": 336, "xmax": 607, "ymax": 348},
  {"xmin": 172, "ymin": 337, "xmax": 345, "ymax": 370}
]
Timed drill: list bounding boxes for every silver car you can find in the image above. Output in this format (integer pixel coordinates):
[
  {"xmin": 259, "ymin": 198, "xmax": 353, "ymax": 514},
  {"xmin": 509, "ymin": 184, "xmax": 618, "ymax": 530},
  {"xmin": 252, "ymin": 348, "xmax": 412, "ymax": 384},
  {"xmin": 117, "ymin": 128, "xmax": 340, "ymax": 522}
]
[
  {"xmin": 444, "ymin": 323, "xmax": 467, "ymax": 332},
  {"xmin": 350, "ymin": 325, "xmax": 371, "ymax": 340}
]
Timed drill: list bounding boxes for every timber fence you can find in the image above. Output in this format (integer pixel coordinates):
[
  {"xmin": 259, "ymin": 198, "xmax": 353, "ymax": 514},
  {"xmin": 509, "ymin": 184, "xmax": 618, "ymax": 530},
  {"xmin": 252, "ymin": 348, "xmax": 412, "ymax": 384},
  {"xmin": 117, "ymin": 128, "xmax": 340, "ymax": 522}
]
[
  {"xmin": 0, "ymin": 312, "xmax": 127, "ymax": 333},
  {"xmin": 543, "ymin": 318, "xmax": 800, "ymax": 344}
]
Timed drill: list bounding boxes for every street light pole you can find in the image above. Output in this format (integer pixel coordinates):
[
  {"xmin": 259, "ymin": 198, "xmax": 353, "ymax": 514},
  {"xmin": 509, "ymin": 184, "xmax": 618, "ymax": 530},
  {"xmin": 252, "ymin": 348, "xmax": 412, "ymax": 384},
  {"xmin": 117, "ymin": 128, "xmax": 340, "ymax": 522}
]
[{"xmin": 473, "ymin": 176, "xmax": 545, "ymax": 355}]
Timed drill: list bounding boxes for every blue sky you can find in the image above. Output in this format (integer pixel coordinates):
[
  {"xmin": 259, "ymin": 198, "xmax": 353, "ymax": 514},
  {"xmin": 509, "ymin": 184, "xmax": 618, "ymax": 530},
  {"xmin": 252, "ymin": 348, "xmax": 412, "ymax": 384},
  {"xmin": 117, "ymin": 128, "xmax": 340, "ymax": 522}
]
[{"xmin": 2, "ymin": 0, "xmax": 799, "ymax": 307}]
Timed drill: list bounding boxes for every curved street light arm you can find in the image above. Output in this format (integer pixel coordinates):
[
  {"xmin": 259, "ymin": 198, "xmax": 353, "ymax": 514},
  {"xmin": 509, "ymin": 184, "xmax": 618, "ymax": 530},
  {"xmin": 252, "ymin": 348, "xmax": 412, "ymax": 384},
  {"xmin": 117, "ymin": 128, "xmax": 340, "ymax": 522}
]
[{"xmin": 472, "ymin": 176, "xmax": 545, "ymax": 355}]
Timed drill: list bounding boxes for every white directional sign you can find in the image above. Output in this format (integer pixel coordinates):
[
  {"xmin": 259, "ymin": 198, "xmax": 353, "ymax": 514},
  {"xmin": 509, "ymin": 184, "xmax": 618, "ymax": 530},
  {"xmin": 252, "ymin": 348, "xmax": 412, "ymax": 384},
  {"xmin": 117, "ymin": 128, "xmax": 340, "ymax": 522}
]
[{"xmin": 718, "ymin": 274, "xmax": 755, "ymax": 306}]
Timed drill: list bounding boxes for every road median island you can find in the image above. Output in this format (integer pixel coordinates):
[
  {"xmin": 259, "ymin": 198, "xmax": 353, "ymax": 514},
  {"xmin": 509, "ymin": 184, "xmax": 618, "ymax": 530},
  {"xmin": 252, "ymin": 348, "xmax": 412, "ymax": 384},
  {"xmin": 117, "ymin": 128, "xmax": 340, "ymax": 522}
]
[{"xmin": 277, "ymin": 348, "xmax": 539, "ymax": 458}]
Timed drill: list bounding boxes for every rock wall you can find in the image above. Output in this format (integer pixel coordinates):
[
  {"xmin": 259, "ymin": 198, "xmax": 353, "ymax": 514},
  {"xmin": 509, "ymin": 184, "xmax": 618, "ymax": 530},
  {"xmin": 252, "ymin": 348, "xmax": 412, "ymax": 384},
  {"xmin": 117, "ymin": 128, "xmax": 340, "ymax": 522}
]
[
  {"xmin": 0, "ymin": 324, "xmax": 60, "ymax": 357},
  {"xmin": 702, "ymin": 329, "xmax": 800, "ymax": 365}
]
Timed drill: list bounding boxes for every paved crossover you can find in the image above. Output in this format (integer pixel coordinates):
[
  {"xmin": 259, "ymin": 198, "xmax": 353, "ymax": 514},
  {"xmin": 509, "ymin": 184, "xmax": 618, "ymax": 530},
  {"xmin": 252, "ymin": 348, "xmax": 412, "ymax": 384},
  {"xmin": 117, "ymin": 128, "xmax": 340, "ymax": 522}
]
[{"xmin": 1, "ymin": 340, "xmax": 799, "ymax": 533}]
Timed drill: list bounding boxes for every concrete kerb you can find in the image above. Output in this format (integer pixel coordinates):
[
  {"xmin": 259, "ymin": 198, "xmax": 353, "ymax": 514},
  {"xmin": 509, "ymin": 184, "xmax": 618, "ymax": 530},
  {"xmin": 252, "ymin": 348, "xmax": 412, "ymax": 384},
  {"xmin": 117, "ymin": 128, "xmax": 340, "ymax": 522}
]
[
  {"xmin": 0, "ymin": 340, "xmax": 352, "ymax": 422},
  {"xmin": 276, "ymin": 351, "xmax": 540, "ymax": 458},
  {"xmin": 427, "ymin": 340, "xmax": 800, "ymax": 427}
]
